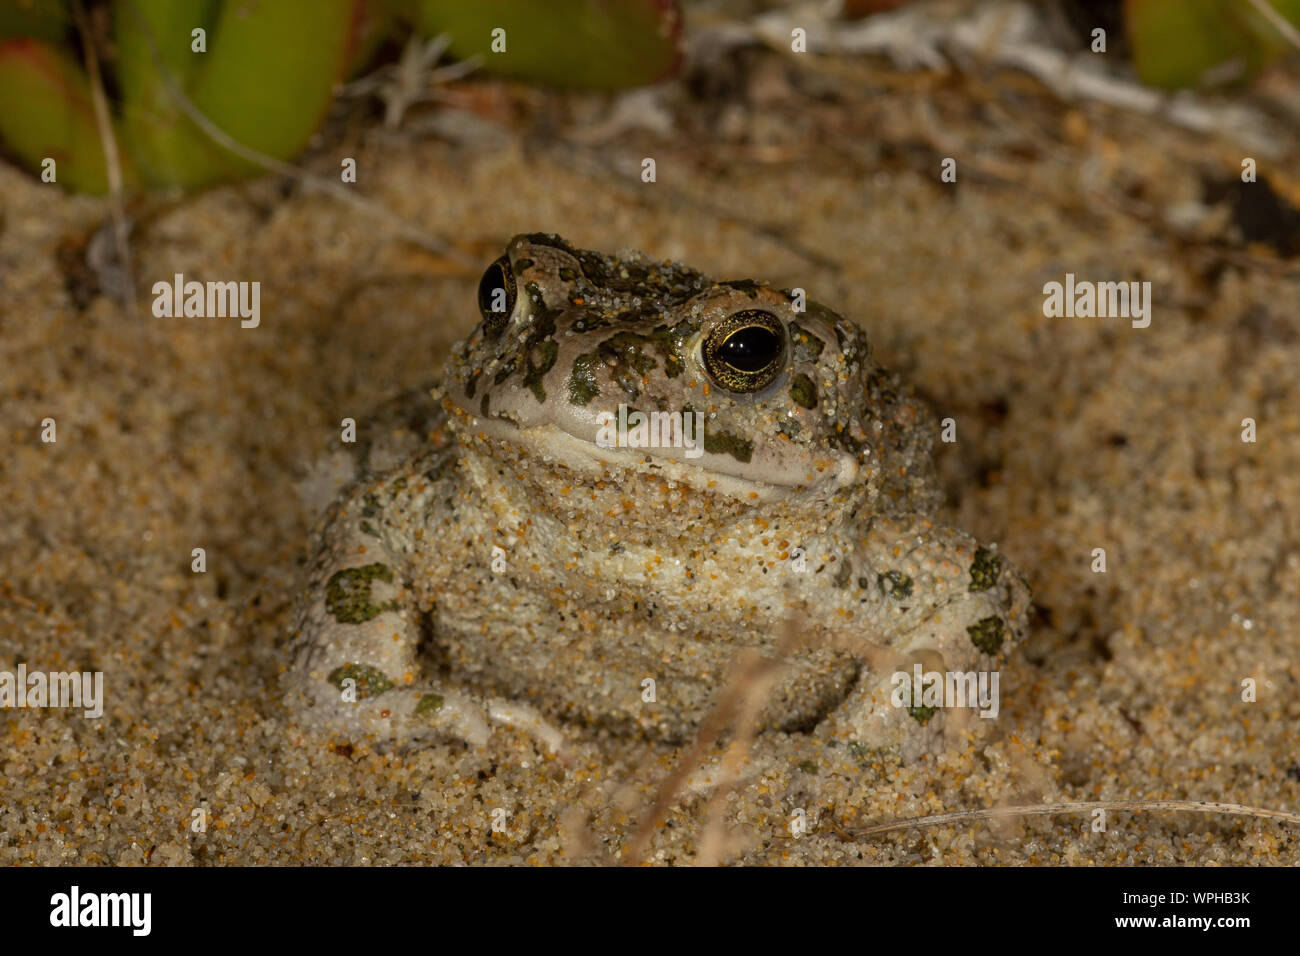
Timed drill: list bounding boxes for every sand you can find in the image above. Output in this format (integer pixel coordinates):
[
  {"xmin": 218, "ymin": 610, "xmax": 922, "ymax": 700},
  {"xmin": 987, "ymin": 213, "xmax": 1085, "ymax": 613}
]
[{"xmin": 2, "ymin": 10, "xmax": 1299, "ymax": 865}]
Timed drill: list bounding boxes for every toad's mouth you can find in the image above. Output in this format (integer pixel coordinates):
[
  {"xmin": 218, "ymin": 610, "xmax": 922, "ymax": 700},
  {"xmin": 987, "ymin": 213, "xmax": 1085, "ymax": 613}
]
[{"xmin": 451, "ymin": 402, "xmax": 863, "ymax": 503}]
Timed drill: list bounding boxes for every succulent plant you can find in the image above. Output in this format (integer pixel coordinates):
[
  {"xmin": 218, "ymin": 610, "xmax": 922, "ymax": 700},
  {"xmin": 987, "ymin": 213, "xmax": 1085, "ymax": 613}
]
[
  {"xmin": 0, "ymin": 0, "xmax": 362, "ymax": 194},
  {"xmin": 0, "ymin": 0, "xmax": 683, "ymax": 195}
]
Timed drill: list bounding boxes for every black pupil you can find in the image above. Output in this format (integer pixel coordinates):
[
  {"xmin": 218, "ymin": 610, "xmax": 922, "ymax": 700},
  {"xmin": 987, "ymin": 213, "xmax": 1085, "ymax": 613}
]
[
  {"xmin": 478, "ymin": 262, "xmax": 508, "ymax": 315},
  {"xmin": 719, "ymin": 326, "xmax": 780, "ymax": 372}
]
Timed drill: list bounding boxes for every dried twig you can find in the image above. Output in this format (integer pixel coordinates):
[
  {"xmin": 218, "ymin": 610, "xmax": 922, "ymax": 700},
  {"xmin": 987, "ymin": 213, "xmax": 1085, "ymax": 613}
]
[
  {"xmin": 622, "ymin": 678, "xmax": 743, "ymax": 865},
  {"xmin": 342, "ymin": 33, "xmax": 481, "ymax": 128},
  {"xmin": 694, "ymin": 648, "xmax": 780, "ymax": 866},
  {"xmin": 1246, "ymin": 0, "xmax": 1300, "ymax": 52},
  {"xmin": 849, "ymin": 799, "xmax": 1300, "ymax": 838},
  {"xmin": 624, "ymin": 612, "xmax": 800, "ymax": 866},
  {"xmin": 73, "ymin": 0, "xmax": 135, "ymax": 306}
]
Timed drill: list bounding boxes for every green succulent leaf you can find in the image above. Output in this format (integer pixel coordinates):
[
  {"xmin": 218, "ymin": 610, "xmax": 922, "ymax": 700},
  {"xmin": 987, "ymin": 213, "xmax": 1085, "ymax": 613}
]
[
  {"xmin": 113, "ymin": 0, "xmax": 221, "ymax": 188},
  {"xmin": 0, "ymin": 37, "xmax": 136, "ymax": 194},
  {"xmin": 0, "ymin": 0, "xmax": 70, "ymax": 45},
  {"xmin": 412, "ymin": 0, "xmax": 681, "ymax": 89},
  {"xmin": 0, "ymin": 0, "xmax": 363, "ymax": 193},
  {"xmin": 187, "ymin": 0, "xmax": 356, "ymax": 179},
  {"xmin": 117, "ymin": 0, "xmax": 357, "ymax": 189},
  {"xmin": 1126, "ymin": 0, "xmax": 1300, "ymax": 89}
]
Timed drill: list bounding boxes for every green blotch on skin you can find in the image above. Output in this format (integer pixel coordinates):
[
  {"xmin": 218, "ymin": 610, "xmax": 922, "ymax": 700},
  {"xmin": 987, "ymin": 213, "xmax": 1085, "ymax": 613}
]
[
  {"xmin": 647, "ymin": 318, "xmax": 698, "ymax": 379},
  {"xmin": 967, "ymin": 615, "xmax": 1006, "ymax": 654},
  {"xmin": 326, "ymin": 563, "xmax": 397, "ymax": 624},
  {"xmin": 574, "ymin": 248, "xmax": 608, "ymax": 282},
  {"xmin": 557, "ymin": 266, "xmax": 577, "ymax": 281},
  {"xmin": 598, "ymin": 330, "xmax": 659, "ymax": 400},
  {"xmin": 833, "ymin": 558, "xmax": 852, "ymax": 590},
  {"xmin": 703, "ymin": 427, "xmax": 754, "ymax": 464},
  {"xmin": 514, "ymin": 257, "xmax": 534, "ymax": 274},
  {"xmin": 879, "ymin": 570, "xmax": 913, "ymax": 600},
  {"xmin": 524, "ymin": 280, "xmax": 547, "ymax": 312},
  {"xmin": 969, "ymin": 547, "xmax": 1002, "ymax": 591},
  {"xmin": 568, "ymin": 353, "xmax": 601, "ymax": 406},
  {"xmin": 907, "ymin": 705, "xmax": 937, "ymax": 724},
  {"xmin": 790, "ymin": 373, "xmax": 817, "ymax": 409},
  {"xmin": 846, "ymin": 741, "xmax": 901, "ymax": 768},
  {"xmin": 524, "ymin": 339, "xmax": 558, "ymax": 403},
  {"xmin": 797, "ymin": 759, "xmax": 818, "ymax": 774},
  {"xmin": 493, "ymin": 356, "xmax": 517, "ymax": 385},
  {"xmin": 788, "ymin": 323, "xmax": 825, "ymax": 363},
  {"xmin": 416, "ymin": 693, "xmax": 444, "ymax": 716},
  {"xmin": 676, "ymin": 403, "xmax": 759, "ymax": 463},
  {"xmin": 327, "ymin": 663, "xmax": 394, "ymax": 698}
]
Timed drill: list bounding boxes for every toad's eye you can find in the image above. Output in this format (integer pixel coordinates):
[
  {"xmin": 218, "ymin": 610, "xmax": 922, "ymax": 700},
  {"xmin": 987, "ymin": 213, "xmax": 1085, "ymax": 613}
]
[
  {"xmin": 476, "ymin": 256, "xmax": 516, "ymax": 336},
  {"xmin": 702, "ymin": 310, "xmax": 787, "ymax": 393}
]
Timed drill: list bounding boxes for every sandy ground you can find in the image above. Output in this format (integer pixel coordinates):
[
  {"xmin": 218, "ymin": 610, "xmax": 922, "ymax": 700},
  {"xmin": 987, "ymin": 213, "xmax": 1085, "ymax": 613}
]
[{"xmin": 3, "ymin": 11, "xmax": 1300, "ymax": 865}]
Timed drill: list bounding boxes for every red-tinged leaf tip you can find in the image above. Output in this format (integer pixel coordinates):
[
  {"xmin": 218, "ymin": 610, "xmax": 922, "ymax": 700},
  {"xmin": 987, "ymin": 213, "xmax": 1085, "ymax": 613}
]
[{"xmin": 0, "ymin": 37, "xmax": 97, "ymax": 123}]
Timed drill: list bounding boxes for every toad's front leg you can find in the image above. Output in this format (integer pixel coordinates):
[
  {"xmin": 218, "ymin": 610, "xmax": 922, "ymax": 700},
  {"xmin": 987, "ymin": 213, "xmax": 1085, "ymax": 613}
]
[
  {"xmin": 283, "ymin": 457, "xmax": 493, "ymax": 746},
  {"xmin": 284, "ymin": 455, "xmax": 563, "ymax": 752},
  {"xmin": 818, "ymin": 516, "xmax": 1032, "ymax": 759}
]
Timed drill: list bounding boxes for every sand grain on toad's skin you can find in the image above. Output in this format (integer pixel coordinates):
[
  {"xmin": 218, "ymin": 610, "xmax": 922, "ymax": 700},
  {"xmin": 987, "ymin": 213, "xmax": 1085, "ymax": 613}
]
[{"xmin": 284, "ymin": 233, "xmax": 1031, "ymax": 758}]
